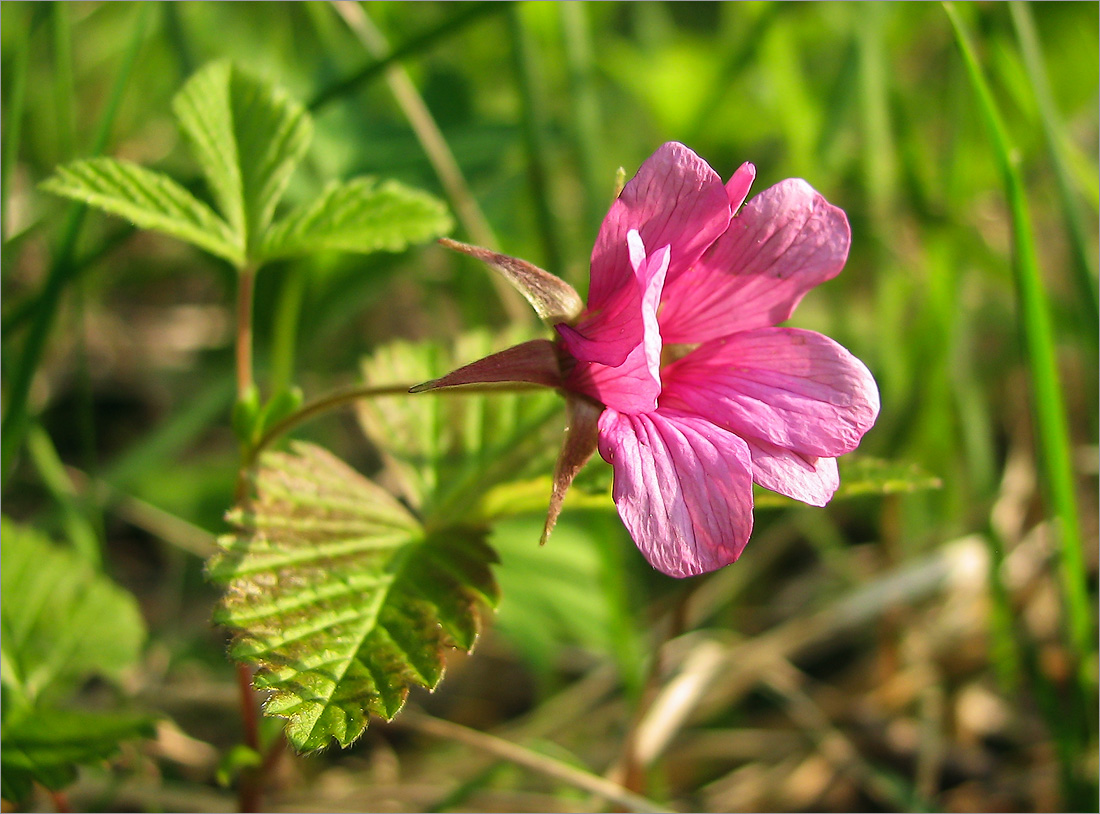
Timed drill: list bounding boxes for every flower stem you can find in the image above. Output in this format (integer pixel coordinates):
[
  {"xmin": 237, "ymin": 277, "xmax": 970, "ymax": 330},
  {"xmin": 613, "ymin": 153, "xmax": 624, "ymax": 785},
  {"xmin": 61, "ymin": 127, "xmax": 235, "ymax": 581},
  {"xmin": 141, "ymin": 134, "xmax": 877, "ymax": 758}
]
[
  {"xmin": 247, "ymin": 382, "xmax": 417, "ymax": 468},
  {"xmin": 235, "ymin": 662, "xmax": 262, "ymax": 813},
  {"xmin": 235, "ymin": 267, "xmax": 256, "ymax": 399},
  {"xmin": 247, "ymin": 380, "xmax": 546, "ymax": 469},
  {"xmin": 47, "ymin": 788, "xmax": 71, "ymax": 813},
  {"xmin": 232, "ymin": 263, "xmax": 263, "ymax": 810}
]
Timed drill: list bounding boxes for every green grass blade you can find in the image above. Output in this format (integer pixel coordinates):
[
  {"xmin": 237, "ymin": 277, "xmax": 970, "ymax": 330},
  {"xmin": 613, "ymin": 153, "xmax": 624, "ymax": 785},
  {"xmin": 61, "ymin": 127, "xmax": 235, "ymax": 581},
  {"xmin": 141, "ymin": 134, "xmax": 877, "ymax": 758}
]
[
  {"xmin": 307, "ymin": 1, "xmax": 511, "ymax": 112},
  {"xmin": 508, "ymin": 4, "xmax": 566, "ymax": 275},
  {"xmin": 51, "ymin": 4, "xmax": 76, "ymax": 161},
  {"xmin": 1008, "ymin": 0, "xmax": 1099, "ymax": 341},
  {"xmin": 559, "ymin": 2, "xmax": 606, "ymax": 240},
  {"xmin": 944, "ymin": 0, "xmax": 1092, "ymax": 685},
  {"xmin": 1, "ymin": 38, "xmax": 29, "ymax": 244},
  {"xmin": 26, "ymin": 424, "xmax": 101, "ymax": 568},
  {"xmin": 1, "ymin": 3, "xmax": 152, "ymax": 489},
  {"xmin": 857, "ymin": 4, "xmax": 898, "ymax": 222},
  {"xmin": 103, "ymin": 378, "xmax": 235, "ymax": 493}
]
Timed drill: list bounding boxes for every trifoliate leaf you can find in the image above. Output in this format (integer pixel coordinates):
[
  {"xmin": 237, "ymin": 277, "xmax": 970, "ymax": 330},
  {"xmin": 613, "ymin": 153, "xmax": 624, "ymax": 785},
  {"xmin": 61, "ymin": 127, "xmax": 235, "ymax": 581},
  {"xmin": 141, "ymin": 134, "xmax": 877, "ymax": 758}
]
[
  {"xmin": 260, "ymin": 177, "xmax": 453, "ymax": 262},
  {"xmin": 172, "ymin": 60, "xmax": 312, "ymax": 258},
  {"xmin": 0, "ymin": 518, "xmax": 146, "ymax": 708},
  {"xmin": 208, "ymin": 442, "xmax": 499, "ymax": 753},
  {"xmin": 1, "ymin": 708, "xmax": 155, "ymax": 804},
  {"xmin": 357, "ymin": 331, "xmax": 562, "ymax": 521},
  {"xmin": 39, "ymin": 158, "xmax": 242, "ymax": 265}
]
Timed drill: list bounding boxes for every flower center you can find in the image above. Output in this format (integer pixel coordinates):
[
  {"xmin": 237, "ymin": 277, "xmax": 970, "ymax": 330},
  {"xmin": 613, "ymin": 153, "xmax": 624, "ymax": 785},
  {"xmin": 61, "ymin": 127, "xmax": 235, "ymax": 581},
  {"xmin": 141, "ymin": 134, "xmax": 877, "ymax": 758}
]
[{"xmin": 660, "ymin": 343, "xmax": 698, "ymax": 369}]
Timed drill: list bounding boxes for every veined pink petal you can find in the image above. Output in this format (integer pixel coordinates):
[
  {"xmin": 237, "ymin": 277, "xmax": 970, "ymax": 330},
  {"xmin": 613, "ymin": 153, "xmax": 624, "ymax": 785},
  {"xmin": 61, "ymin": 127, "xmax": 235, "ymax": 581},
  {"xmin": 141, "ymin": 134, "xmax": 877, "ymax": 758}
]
[
  {"xmin": 582, "ymin": 143, "xmax": 729, "ymax": 364},
  {"xmin": 557, "ymin": 231, "xmax": 668, "ymax": 369},
  {"xmin": 659, "ymin": 179, "xmax": 850, "ymax": 345},
  {"xmin": 597, "ymin": 408, "xmax": 754, "ymax": 578},
  {"xmin": 660, "ymin": 328, "xmax": 880, "ymax": 458},
  {"xmin": 743, "ymin": 437, "xmax": 839, "ymax": 507},
  {"xmin": 561, "ymin": 233, "xmax": 668, "ymax": 413}
]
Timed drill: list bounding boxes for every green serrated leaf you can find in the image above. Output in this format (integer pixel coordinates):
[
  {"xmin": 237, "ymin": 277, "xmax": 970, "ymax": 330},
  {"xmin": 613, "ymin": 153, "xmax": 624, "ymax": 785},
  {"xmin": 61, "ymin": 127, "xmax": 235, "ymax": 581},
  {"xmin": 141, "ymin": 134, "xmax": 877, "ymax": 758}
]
[
  {"xmin": 1, "ymin": 707, "xmax": 155, "ymax": 803},
  {"xmin": 0, "ymin": 519, "xmax": 146, "ymax": 707},
  {"xmin": 39, "ymin": 158, "xmax": 242, "ymax": 265},
  {"xmin": 260, "ymin": 177, "xmax": 453, "ymax": 262},
  {"xmin": 357, "ymin": 330, "xmax": 562, "ymax": 521},
  {"xmin": 208, "ymin": 442, "xmax": 498, "ymax": 753},
  {"xmin": 172, "ymin": 60, "xmax": 312, "ymax": 260}
]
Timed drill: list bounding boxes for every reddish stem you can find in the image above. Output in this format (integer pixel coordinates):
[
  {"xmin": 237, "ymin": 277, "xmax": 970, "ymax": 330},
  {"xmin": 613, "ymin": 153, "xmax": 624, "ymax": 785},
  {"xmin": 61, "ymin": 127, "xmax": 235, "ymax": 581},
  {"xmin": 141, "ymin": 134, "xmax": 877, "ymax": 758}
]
[
  {"xmin": 47, "ymin": 789, "xmax": 71, "ymax": 813},
  {"xmin": 236, "ymin": 662, "xmax": 262, "ymax": 812}
]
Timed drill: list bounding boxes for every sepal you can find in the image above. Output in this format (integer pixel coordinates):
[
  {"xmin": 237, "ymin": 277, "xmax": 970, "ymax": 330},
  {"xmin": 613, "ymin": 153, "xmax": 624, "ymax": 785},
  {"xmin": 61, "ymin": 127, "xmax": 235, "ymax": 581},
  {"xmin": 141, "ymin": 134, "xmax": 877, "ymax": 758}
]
[{"xmin": 439, "ymin": 238, "xmax": 583, "ymax": 325}]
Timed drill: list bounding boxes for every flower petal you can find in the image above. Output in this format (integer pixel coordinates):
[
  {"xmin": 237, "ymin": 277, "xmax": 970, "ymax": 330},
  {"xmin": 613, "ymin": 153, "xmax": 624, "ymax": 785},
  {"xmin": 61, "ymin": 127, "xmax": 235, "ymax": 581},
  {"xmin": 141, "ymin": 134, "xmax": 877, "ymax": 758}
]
[
  {"xmin": 744, "ymin": 437, "xmax": 839, "ymax": 507},
  {"xmin": 586, "ymin": 143, "xmax": 730, "ymax": 347},
  {"xmin": 597, "ymin": 408, "xmax": 754, "ymax": 578},
  {"xmin": 660, "ymin": 328, "xmax": 880, "ymax": 458},
  {"xmin": 410, "ymin": 339, "xmax": 562, "ymax": 393},
  {"xmin": 725, "ymin": 161, "xmax": 756, "ymax": 214},
  {"xmin": 560, "ymin": 233, "xmax": 668, "ymax": 413},
  {"xmin": 659, "ymin": 179, "xmax": 850, "ymax": 344},
  {"xmin": 558, "ymin": 231, "xmax": 668, "ymax": 369}
]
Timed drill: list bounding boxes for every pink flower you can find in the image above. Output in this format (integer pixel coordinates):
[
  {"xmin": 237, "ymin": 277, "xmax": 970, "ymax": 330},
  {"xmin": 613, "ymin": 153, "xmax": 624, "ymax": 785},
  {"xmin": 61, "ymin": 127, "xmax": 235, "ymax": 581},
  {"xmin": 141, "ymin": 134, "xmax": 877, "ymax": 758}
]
[{"xmin": 414, "ymin": 142, "xmax": 879, "ymax": 578}]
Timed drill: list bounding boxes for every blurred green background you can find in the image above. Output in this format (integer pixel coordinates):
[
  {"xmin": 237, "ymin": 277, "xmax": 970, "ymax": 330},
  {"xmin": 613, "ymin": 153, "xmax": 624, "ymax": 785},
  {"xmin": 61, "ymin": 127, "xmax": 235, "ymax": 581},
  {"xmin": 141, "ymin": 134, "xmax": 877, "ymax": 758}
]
[{"xmin": 2, "ymin": 2, "xmax": 1097, "ymax": 811}]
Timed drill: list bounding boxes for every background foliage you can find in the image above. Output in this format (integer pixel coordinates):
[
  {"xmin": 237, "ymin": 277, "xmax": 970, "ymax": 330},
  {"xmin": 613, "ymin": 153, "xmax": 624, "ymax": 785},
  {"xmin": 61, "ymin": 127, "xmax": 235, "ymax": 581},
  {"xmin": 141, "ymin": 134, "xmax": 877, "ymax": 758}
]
[{"xmin": 2, "ymin": 2, "xmax": 1097, "ymax": 811}]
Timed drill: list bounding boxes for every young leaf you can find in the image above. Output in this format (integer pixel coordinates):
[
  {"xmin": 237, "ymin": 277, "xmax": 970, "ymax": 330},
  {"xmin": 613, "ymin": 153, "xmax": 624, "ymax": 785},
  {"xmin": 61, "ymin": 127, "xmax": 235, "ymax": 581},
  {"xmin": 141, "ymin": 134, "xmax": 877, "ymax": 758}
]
[
  {"xmin": 260, "ymin": 177, "xmax": 453, "ymax": 262},
  {"xmin": 0, "ymin": 518, "xmax": 146, "ymax": 707},
  {"xmin": 172, "ymin": 60, "xmax": 312, "ymax": 259},
  {"xmin": 208, "ymin": 442, "xmax": 499, "ymax": 753},
  {"xmin": 1, "ymin": 708, "xmax": 155, "ymax": 805},
  {"xmin": 39, "ymin": 158, "xmax": 242, "ymax": 265},
  {"xmin": 357, "ymin": 331, "xmax": 562, "ymax": 521}
]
